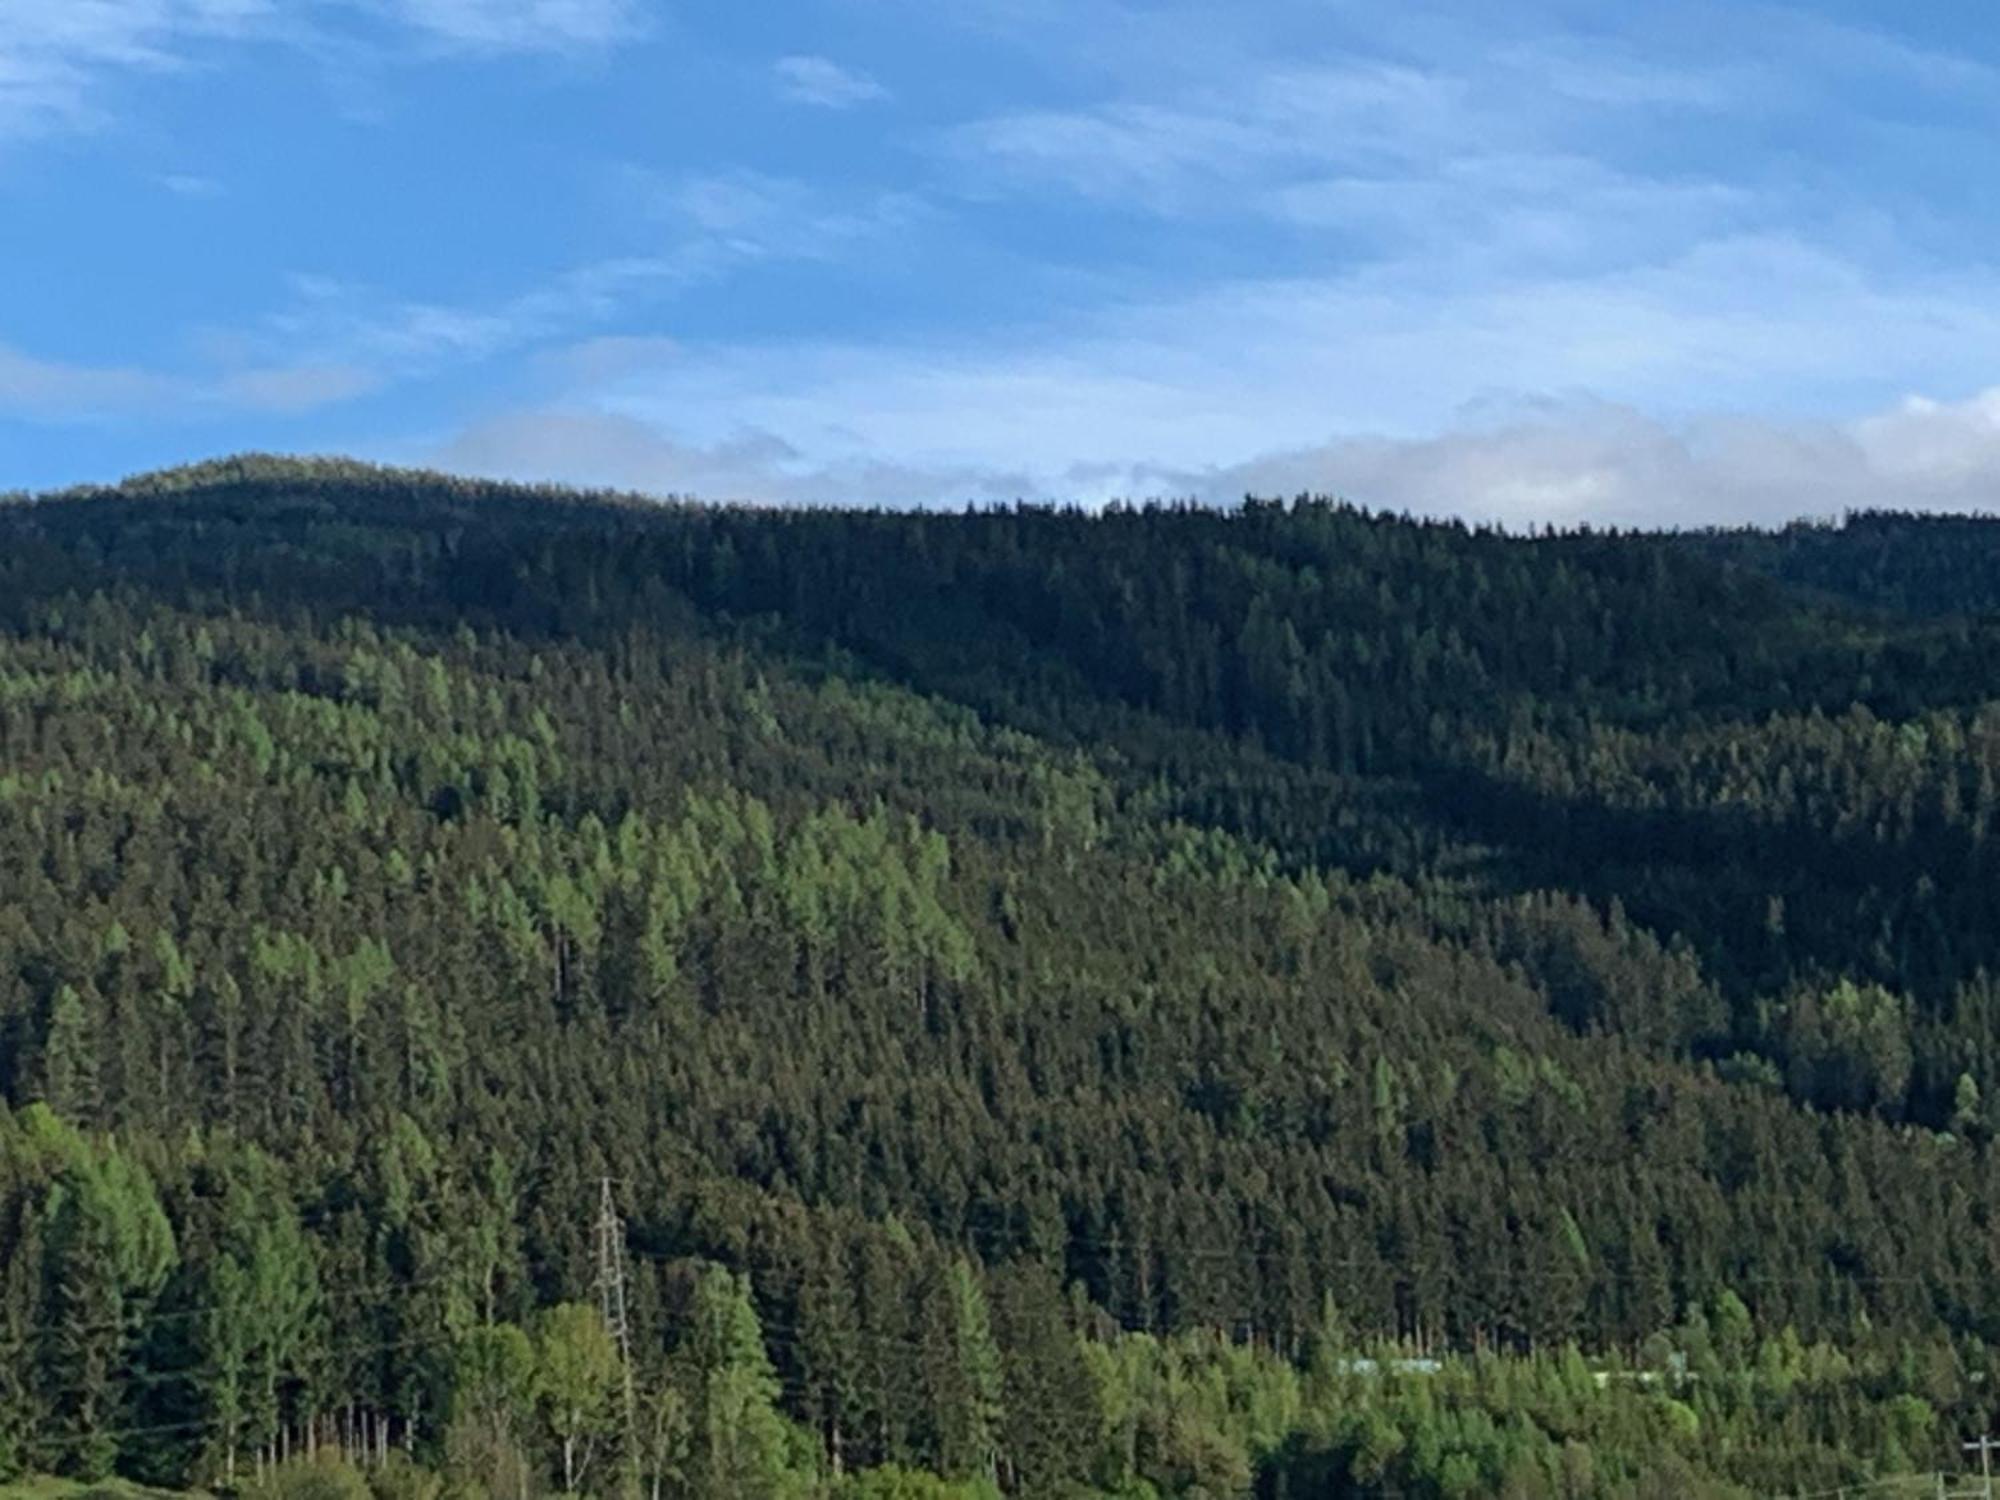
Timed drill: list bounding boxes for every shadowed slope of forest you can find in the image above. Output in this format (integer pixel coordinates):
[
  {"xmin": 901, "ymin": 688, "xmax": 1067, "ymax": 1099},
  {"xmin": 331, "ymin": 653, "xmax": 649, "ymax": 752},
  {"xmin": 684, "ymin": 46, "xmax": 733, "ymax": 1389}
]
[{"xmin": 3, "ymin": 456, "xmax": 2000, "ymax": 1497}]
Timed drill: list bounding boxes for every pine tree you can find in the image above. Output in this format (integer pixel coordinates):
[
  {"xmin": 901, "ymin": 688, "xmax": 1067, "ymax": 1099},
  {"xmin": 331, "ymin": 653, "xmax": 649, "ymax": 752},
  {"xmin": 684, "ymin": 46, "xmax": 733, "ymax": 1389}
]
[
  {"xmin": 936, "ymin": 1259, "xmax": 1004, "ymax": 1485},
  {"xmin": 680, "ymin": 1266, "xmax": 797, "ymax": 1500},
  {"xmin": 40, "ymin": 986, "xmax": 96, "ymax": 1124}
]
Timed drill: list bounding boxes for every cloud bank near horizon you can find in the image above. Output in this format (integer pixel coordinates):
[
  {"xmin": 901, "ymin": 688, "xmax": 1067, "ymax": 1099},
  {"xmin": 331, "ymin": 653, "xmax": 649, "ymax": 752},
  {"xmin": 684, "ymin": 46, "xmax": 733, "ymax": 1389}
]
[{"xmin": 424, "ymin": 387, "xmax": 2000, "ymax": 530}]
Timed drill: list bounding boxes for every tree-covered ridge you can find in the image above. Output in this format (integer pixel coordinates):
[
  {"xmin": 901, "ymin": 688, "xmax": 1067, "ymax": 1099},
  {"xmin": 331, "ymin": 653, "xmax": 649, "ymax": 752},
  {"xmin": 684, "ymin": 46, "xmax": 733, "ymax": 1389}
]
[
  {"xmin": 4, "ymin": 458, "xmax": 2000, "ymax": 1496},
  {"xmin": 1674, "ymin": 509, "xmax": 2000, "ymax": 619}
]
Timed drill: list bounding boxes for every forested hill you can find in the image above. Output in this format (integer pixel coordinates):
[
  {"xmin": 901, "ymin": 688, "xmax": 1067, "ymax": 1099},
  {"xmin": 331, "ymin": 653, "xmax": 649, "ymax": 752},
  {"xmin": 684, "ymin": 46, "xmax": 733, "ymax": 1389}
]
[
  {"xmin": 1678, "ymin": 510, "xmax": 2000, "ymax": 618},
  {"xmin": 6, "ymin": 454, "xmax": 2000, "ymax": 1498}
]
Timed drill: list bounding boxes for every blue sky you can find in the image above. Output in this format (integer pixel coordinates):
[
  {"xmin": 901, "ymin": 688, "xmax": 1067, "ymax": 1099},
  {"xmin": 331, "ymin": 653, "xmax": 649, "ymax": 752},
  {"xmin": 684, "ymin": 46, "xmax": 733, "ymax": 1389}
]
[{"xmin": 6, "ymin": 0, "xmax": 2000, "ymax": 524}]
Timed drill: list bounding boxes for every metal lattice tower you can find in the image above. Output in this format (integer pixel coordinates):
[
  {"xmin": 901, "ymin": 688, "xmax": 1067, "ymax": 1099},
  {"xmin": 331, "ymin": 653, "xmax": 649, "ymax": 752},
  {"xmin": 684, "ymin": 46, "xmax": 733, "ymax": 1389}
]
[{"xmin": 594, "ymin": 1176, "xmax": 640, "ymax": 1486}]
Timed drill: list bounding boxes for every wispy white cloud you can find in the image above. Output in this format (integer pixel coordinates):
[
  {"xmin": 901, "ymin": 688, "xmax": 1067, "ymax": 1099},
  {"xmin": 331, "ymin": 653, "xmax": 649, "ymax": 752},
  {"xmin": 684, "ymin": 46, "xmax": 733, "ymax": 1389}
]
[
  {"xmin": 1265, "ymin": 151, "xmax": 1751, "ymax": 279},
  {"xmin": 927, "ymin": 7, "xmax": 1959, "ymax": 332},
  {"xmin": 198, "ymin": 262, "xmax": 674, "ymax": 389},
  {"xmin": 648, "ymin": 167, "xmax": 927, "ymax": 260},
  {"xmin": 939, "ymin": 42, "xmax": 1750, "ymax": 223},
  {"xmin": 216, "ymin": 361, "xmax": 380, "ymax": 413},
  {"xmin": 0, "ymin": 343, "xmax": 183, "ymax": 419},
  {"xmin": 945, "ymin": 61, "xmax": 1476, "ymax": 214},
  {"xmin": 410, "ymin": 219, "xmax": 2000, "ymax": 520},
  {"xmin": 377, "ymin": 0, "xmax": 644, "ymax": 53},
  {"xmin": 0, "ymin": 341, "xmax": 378, "ymax": 420},
  {"xmin": 774, "ymin": 54, "xmax": 886, "ymax": 109},
  {"xmin": 427, "ymin": 407, "xmax": 1039, "ymax": 506},
  {"xmin": 202, "ymin": 170, "xmax": 919, "ymax": 391},
  {"xmin": 0, "ymin": 0, "xmax": 642, "ymax": 143},
  {"xmin": 0, "ymin": 0, "xmax": 271, "ymax": 139},
  {"xmin": 539, "ymin": 333, "xmax": 682, "ymax": 383},
  {"xmin": 32, "ymin": 166, "xmax": 912, "ymax": 424},
  {"xmin": 1493, "ymin": 37, "xmax": 1753, "ymax": 110},
  {"xmin": 545, "ymin": 232, "xmax": 2000, "ymax": 479},
  {"xmin": 156, "ymin": 170, "xmax": 223, "ymax": 196}
]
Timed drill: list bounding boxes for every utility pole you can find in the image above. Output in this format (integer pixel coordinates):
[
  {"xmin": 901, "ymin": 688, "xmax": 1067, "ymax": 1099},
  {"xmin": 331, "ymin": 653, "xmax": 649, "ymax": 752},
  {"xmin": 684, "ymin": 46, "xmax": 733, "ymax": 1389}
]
[
  {"xmin": 1965, "ymin": 1435, "xmax": 1998, "ymax": 1500},
  {"xmin": 595, "ymin": 1176, "xmax": 640, "ymax": 1496}
]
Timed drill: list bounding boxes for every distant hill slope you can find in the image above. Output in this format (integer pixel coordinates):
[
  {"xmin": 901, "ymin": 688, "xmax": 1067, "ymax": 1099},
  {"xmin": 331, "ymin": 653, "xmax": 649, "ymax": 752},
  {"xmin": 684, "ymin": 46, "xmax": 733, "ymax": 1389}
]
[
  {"xmin": 1670, "ymin": 509, "xmax": 2000, "ymax": 617},
  {"xmin": 5, "ymin": 457, "xmax": 2000, "ymax": 1492}
]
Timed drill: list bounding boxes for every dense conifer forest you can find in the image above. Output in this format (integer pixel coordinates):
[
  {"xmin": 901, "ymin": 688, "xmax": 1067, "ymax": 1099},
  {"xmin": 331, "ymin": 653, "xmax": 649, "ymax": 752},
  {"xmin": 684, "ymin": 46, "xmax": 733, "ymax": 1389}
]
[{"xmin": 7, "ymin": 455, "xmax": 2000, "ymax": 1497}]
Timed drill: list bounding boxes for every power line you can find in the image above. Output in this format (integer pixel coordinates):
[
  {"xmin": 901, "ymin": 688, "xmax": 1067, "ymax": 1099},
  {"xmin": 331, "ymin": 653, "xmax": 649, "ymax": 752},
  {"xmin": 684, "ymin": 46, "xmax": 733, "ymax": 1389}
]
[
  {"xmin": 18, "ymin": 1326, "xmax": 467, "ymax": 1458},
  {"xmin": 18, "ymin": 1324, "xmax": 475, "ymax": 1409}
]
